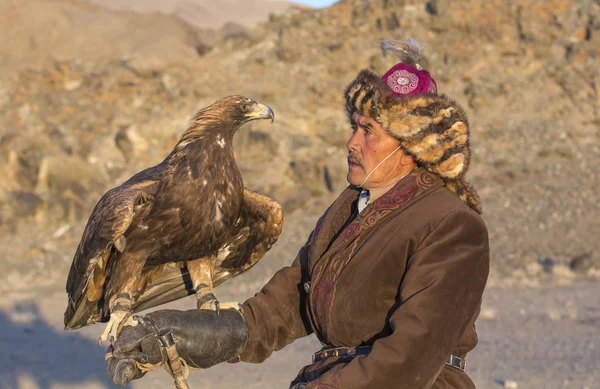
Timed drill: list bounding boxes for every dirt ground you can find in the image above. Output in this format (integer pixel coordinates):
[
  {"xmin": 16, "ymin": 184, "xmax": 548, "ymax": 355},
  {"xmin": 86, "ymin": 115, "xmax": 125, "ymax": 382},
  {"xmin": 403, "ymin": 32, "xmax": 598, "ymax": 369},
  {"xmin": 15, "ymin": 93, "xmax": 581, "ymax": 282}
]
[{"xmin": 0, "ymin": 210, "xmax": 598, "ymax": 389}]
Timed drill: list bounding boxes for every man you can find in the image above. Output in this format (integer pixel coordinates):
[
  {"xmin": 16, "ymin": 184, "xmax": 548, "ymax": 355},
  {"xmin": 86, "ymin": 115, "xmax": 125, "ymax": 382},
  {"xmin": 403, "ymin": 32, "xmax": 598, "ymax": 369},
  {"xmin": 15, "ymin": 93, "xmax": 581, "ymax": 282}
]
[{"xmin": 107, "ymin": 39, "xmax": 490, "ymax": 389}]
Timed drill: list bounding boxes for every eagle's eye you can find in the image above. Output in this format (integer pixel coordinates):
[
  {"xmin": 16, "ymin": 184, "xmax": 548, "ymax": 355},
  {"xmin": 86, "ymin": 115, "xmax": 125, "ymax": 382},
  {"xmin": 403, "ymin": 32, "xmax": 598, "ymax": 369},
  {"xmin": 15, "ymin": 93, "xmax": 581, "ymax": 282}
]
[{"xmin": 239, "ymin": 100, "xmax": 251, "ymax": 111}]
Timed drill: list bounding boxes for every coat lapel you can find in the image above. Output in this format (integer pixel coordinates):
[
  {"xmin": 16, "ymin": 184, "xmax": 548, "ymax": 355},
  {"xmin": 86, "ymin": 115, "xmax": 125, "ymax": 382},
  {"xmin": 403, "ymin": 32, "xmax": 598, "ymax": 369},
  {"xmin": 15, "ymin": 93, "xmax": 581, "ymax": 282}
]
[{"xmin": 307, "ymin": 186, "xmax": 359, "ymax": 274}]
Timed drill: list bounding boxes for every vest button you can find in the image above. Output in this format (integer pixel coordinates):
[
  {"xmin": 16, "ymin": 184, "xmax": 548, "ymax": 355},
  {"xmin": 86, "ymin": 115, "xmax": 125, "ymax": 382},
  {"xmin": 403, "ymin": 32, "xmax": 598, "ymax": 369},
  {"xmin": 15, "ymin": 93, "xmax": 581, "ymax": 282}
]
[{"xmin": 304, "ymin": 281, "xmax": 311, "ymax": 293}]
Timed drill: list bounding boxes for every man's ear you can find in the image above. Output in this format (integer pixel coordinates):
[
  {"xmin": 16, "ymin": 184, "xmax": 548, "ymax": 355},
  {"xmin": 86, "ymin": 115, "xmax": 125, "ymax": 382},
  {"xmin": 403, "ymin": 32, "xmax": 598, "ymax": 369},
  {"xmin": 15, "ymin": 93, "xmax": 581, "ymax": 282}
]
[{"xmin": 399, "ymin": 151, "xmax": 414, "ymax": 167}]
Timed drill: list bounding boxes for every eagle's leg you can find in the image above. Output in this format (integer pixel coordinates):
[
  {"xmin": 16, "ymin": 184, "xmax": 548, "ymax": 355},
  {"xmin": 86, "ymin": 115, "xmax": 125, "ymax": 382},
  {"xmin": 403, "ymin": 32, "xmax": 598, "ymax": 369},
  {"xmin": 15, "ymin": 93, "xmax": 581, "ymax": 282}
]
[
  {"xmin": 99, "ymin": 250, "xmax": 146, "ymax": 346},
  {"xmin": 98, "ymin": 293, "xmax": 137, "ymax": 347},
  {"xmin": 186, "ymin": 259, "xmax": 220, "ymax": 311},
  {"xmin": 187, "ymin": 259, "xmax": 242, "ymax": 314}
]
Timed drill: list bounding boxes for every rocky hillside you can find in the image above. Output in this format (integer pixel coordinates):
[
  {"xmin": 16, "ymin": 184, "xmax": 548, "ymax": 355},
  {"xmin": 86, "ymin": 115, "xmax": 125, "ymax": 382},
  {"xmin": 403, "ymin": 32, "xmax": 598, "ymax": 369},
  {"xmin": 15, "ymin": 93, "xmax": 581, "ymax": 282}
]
[{"xmin": 0, "ymin": 0, "xmax": 598, "ymax": 286}]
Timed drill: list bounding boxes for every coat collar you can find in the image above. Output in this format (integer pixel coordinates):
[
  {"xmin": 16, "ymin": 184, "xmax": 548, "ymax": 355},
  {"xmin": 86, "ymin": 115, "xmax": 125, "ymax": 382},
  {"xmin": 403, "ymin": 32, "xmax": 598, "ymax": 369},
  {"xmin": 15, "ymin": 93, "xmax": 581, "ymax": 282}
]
[
  {"xmin": 309, "ymin": 168, "xmax": 443, "ymax": 271},
  {"xmin": 340, "ymin": 168, "xmax": 442, "ymax": 242}
]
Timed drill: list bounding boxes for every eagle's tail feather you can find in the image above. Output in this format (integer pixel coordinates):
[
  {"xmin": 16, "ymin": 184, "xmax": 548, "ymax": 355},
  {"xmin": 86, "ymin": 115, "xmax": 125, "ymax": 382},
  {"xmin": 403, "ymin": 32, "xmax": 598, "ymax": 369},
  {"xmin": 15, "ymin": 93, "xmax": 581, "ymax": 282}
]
[
  {"xmin": 132, "ymin": 265, "xmax": 195, "ymax": 313},
  {"xmin": 64, "ymin": 297, "xmax": 103, "ymax": 330}
]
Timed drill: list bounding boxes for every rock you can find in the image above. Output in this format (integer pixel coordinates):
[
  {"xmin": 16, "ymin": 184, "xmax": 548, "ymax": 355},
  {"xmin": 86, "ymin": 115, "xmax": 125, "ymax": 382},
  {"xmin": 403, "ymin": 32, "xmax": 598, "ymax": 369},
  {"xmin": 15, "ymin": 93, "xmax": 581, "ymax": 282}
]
[
  {"xmin": 9, "ymin": 308, "xmax": 38, "ymax": 325},
  {"xmin": 537, "ymin": 258, "xmax": 555, "ymax": 273},
  {"xmin": 271, "ymin": 185, "xmax": 313, "ymax": 212},
  {"xmin": 221, "ymin": 22, "xmax": 250, "ymax": 41},
  {"xmin": 0, "ymin": 191, "xmax": 45, "ymax": 220},
  {"xmin": 195, "ymin": 41, "xmax": 213, "ymax": 56},
  {"xmin": 503, "ymin": 380, "xmax": 518, "ymax": 389},
  {"xmin": 425, "ymin": 0, "xmax": 448, "ymax": 16},
  {"xmin": 52, "ymin": 224, "xmax": 72, "ymax": 239},
  {"xmin": 0, "ymin": 82, "xmax": 9, "ymax": 107},
  {"xmin": 115, "ymin": 125, "xmax": 149, "ymax": 162},
  {"xmin": 569, "ymin": 252, "xmax": 594, "ymax": 274},
  {"xmin": 34, "ymin": 154, "xmax": 106, "ymax": 223},
  {"xmin": 64, "ymin": 79, "xmax": 82, "ymax": 91},
  {"xmin": 287, "ymin": 147, "xmax": 347, "ymax": 199},
  {"xmin": 525, "ymin": 261, "xmax": 542, "ymax": 276},
  {"xmin": 0, "ymin": 150, "xmax": 22, "ymax": 193},
  {"xmin": 85, "ymin": 134, "xmax": 127, "ymax": 183},
  {"xmin": 18, "ymin": 104, "xmax": 31, "ymax": 121},
  {"xmin": 35, "ymin": 155, "xmax": 99, "ymax": 194},
  {"xmin": 547, "ymin": 308, "xmax": 562, "ymax": 321},
  {"xmin": 311, "ymin": 108, "xmax": 350, "ymax": 148},
  {"xmin": 552, "ymin": 265, "xmax": 576, "ymax": 285}
]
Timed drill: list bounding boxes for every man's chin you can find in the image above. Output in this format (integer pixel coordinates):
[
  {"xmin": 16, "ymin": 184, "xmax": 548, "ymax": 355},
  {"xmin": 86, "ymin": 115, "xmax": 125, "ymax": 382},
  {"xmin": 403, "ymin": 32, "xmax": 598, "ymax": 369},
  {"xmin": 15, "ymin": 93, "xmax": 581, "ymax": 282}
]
[{"xmin": 346, "ymin": 172, "xmax": 363, "ymax": 186}]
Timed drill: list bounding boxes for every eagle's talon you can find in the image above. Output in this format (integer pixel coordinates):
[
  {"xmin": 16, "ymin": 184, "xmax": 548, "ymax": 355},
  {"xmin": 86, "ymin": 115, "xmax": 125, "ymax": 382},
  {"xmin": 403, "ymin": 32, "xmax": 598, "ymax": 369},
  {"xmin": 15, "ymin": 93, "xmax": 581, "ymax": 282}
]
[
  {"xmin": 98, "ymin": 310, "xmax": 133, "ymax": 348},
  {"xmin": 117, "ymin": 314, "xmax": 138, "ymax": 336},
  {"xmin": 198, "ymin": 298, "xmax": 220, "ymax": 312},
  {"xmin": 214, "ymin": 301, "xmax": 242, "ymax": 312}
]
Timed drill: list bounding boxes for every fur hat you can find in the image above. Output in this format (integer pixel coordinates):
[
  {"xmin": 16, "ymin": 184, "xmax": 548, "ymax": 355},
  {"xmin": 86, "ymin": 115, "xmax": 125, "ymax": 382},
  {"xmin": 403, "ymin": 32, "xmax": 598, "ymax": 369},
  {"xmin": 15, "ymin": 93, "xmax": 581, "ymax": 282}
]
[{"xmin": 344, "ymin": 39, "xmax": 482, "ymax": 213}]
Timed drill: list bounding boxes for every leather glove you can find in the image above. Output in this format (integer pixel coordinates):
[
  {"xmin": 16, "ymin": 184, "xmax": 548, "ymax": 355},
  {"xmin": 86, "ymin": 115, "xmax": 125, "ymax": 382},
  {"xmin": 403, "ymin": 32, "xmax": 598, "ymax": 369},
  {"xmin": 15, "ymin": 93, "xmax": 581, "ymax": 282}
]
[
  {"xmin": 106, "ymin": 308, "xmax": 247, "ymax": 386},
  {"xmin": 106, "ymin": 346, "xmax": 147, "ymax": 386}
]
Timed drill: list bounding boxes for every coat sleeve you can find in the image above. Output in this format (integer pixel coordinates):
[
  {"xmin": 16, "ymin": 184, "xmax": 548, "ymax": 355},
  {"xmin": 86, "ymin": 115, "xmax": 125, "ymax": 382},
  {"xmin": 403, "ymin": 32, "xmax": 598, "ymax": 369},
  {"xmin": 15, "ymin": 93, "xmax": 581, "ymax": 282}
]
[
  {"xmin": 308, "ymin": 209, "xmax": 490, "ymax": 389},
  {"xmin": 233, "ymin": 242, "xmax": 314, "ymax": 363}
]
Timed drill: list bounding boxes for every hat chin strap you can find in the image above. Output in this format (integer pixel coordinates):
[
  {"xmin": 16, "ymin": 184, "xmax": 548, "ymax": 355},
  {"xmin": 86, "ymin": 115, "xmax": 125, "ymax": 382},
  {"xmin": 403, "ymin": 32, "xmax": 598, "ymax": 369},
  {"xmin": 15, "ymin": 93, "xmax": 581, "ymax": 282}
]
[{"xmin": 359, "ymin": 145, "xmax": 402, "ymax": 187}]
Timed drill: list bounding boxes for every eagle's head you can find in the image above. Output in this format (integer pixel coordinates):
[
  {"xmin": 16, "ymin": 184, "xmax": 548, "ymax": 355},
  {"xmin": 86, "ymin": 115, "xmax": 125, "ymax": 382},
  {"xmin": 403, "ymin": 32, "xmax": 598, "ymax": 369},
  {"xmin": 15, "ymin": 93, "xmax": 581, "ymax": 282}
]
[
  {"xmin": 176, "ymin": 96, "xmax": 274, "ymax": 150},
  {"xmin": 225, "ymin": 95, "xmax": 275, "ymax": 126},
  {"xmin": 183, "ymin": 95, "xmax": 274, "ymax": 139}
]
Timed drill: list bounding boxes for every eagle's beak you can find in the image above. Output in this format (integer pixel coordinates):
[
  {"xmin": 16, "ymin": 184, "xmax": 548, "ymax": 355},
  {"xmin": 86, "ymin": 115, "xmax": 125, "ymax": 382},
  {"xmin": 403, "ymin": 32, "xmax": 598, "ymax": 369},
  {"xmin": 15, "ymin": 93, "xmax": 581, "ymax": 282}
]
[{"xmin": 245, "ymin": 103, "xmax": 275, "ymax": 123}]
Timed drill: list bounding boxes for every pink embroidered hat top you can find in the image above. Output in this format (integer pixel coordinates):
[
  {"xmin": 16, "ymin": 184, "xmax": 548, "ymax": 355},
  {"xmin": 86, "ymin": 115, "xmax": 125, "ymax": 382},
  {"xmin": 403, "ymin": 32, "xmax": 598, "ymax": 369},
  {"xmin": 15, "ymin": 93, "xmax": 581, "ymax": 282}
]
[
  {"xmin": 380, "ymin": 63, "xmax": 438, "ymax": 96},
  {"xmin": 379, "ymin": 39, "xmax": 438, "ymax": 96}
]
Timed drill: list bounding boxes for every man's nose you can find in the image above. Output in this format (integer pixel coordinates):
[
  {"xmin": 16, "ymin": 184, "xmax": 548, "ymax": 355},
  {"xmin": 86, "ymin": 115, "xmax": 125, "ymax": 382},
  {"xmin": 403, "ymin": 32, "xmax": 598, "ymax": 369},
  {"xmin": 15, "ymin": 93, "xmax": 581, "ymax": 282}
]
[{"xmin": 346, "ymin": 131, "xmax": 360, "ymax": 152}]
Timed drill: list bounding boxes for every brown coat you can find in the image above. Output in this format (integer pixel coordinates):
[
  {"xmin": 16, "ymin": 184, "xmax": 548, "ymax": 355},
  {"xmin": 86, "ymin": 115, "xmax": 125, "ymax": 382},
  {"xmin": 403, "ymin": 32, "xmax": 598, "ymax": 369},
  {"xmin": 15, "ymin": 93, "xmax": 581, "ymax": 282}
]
[{"xmin": 235, "ymin": 169, "xmax": 490, "ymax": 389}]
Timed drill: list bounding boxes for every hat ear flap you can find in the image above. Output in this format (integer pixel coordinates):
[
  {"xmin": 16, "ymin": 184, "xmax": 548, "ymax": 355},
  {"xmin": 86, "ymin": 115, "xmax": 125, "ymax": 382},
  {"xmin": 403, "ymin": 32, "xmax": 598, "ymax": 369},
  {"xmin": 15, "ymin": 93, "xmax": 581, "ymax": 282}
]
[
  {"xmin": 445, "ymin": 179, "xmax": 482, "ymax": 214},
  {"xmin": 382, "ymin": 95, "xmax": 472, "ymax": 178}
]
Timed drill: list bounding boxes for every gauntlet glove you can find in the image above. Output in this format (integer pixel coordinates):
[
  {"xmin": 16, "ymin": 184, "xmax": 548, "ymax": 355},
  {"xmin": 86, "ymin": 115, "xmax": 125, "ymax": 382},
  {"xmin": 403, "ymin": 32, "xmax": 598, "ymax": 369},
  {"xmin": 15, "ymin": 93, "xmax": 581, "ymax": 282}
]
[{"xmin": 106, "ymin": 308, "xmax": 247, "ymax": 386}]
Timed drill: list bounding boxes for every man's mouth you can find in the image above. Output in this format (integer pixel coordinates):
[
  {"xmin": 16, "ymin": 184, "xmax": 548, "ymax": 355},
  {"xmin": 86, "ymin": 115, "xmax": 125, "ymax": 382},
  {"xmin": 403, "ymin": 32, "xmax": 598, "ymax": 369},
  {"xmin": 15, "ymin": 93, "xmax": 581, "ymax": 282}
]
[{"xmin": 348, "ymin": 157, "xmax": 362, "ymax": 168}]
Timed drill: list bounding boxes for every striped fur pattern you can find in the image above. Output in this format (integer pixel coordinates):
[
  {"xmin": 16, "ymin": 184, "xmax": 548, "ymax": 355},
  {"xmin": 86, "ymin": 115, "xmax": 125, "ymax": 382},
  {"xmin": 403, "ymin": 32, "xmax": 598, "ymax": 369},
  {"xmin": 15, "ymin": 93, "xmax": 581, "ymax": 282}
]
[{"xmin": 345, "ymin": 70, "xmax": 482, "ymax": 213}]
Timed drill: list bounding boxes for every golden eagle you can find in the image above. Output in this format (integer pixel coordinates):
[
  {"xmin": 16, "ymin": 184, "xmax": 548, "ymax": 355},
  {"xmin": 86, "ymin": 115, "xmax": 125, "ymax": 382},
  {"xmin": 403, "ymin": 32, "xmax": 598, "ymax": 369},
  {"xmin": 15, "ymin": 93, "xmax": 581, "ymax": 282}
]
[{"xmin": 64, "ymin": 96, "xmax": 281, "ymax": 345}]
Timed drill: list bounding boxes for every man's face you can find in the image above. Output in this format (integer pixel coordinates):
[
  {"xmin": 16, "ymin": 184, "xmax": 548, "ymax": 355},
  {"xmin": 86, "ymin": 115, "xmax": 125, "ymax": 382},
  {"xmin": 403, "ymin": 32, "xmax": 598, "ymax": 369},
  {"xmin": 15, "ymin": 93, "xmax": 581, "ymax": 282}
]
[{"xmin": 346, "ymin": 112, "xmax": 407, "ymax": 188}]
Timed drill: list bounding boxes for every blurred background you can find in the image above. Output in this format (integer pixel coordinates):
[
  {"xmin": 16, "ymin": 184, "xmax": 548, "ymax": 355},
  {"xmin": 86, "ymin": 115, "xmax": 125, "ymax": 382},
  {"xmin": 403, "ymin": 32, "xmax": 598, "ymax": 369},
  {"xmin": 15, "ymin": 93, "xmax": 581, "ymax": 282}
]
[{"xmin": 0, "ymin": 0, "xmax": 598, "ymax": 388}]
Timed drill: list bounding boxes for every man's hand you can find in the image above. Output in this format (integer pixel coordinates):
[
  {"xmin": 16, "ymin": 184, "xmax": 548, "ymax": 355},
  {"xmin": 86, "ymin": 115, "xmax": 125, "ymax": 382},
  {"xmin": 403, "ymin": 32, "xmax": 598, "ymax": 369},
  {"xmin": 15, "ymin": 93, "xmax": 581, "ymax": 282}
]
[
  {"xmin": 105, "ymin": 308, "xmax": 248, "ymax": 386},
  {"xmin": 106, "ymin": 346, "xmax": 148, "ymax": 386},
  {"xmin": 105, "ymin": 313, "xmax": 166, "ymax": 386}
]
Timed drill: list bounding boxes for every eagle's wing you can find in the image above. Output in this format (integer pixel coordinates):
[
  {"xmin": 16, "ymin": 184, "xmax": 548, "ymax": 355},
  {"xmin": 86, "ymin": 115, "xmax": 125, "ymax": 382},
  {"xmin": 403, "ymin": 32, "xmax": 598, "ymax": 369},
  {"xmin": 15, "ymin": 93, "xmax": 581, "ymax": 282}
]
[
  {"xmin": 132, "ymin": 188, "xmax": 283, "ymax": 312},
  {"xmin": 64, "ymin": 170, "xmax": 160, "ymax": 329}
]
